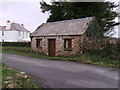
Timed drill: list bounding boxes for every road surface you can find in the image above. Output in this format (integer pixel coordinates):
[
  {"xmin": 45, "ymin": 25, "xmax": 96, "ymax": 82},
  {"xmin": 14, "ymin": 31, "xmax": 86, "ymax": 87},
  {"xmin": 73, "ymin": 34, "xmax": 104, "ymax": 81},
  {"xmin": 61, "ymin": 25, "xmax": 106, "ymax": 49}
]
[{"xmin": 2, "ymin": 53, "xmax": 118, "ymax": 88}]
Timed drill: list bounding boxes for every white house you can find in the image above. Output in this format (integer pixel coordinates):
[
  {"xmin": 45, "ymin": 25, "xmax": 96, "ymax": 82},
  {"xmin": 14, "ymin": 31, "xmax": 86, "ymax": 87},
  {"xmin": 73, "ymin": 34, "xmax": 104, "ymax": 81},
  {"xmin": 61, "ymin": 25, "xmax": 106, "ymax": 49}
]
[{"xmin": 0, "ymin": 20, "xmax": 31, "ymax": 42}]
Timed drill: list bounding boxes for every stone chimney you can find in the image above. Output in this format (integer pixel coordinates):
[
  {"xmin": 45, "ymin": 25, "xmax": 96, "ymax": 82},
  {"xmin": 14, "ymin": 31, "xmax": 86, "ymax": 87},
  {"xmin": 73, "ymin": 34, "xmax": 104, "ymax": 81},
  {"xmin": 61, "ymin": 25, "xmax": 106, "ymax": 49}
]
[{"xmin": 6, "ymin": 20, "xmax": 11, "ymax": 30}]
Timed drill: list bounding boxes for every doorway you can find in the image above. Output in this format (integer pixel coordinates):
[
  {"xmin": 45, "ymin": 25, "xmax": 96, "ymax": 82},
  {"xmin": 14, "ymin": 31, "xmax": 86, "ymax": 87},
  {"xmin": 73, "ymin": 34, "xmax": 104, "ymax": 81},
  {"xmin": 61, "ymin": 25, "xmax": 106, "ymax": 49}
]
[{"xmin": 48, "ymin": 39, "xmax": 56, "ymax": 57}]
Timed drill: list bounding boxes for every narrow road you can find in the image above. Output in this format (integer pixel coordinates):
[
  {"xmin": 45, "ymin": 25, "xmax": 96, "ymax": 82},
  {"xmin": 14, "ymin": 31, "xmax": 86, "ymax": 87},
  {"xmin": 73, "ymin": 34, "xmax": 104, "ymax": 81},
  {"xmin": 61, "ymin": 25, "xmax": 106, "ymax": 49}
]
[{"xmin": 2, "ymin": 53, "xmax": 118, "ymax": 88}]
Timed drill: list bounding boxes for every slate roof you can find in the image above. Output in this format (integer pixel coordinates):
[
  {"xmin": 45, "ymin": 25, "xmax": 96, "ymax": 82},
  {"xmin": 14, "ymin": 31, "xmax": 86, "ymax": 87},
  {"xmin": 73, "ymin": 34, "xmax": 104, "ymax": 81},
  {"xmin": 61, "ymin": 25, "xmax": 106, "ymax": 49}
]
[
  {"xmin": 0, "ymin": 23, "xmax": 29, "ymax": 32},
  {"xmin": 31, "ymin": 17, "xmax": 94, "ymax": 36},
  {"xmin": 0, "ymin": 26, "xmax": 6, "ymax": 30}
]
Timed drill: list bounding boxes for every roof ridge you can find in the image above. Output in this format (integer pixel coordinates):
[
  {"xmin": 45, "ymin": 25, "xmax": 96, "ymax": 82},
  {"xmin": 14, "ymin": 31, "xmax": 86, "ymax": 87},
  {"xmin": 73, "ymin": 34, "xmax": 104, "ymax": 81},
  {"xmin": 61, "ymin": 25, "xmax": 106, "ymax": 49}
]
[
  {"xmin": 12, "ymin": 22, "xmax": 30, "ymax": 32},
  {"xmin": 12, "ymin": 23, "xmax": 17, "ymax": 30},
  {"xmin": 45, "ymin": 17, "xmax": 94, "ymax": 25},
  {"xmin": 0, "ymin": 26, "xmax": 6, "ymax": 30},
  {"xmin": 12, "ymin": 22, "xmax": 20, "ymax": 25},
  {"xmin": 0, "ymin": 22, "xmax": 30, "ymax": 32}
]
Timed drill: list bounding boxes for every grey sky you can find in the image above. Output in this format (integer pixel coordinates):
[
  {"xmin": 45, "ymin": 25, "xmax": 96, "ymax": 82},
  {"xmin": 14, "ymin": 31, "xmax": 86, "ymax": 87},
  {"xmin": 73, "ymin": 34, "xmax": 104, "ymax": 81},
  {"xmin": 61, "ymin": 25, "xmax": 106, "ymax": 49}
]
[
  {"xmin": 0, "ymin": 2, "xmax": 49, "ymax": 32},
  {"xmin": 0, "ymin": 0, "xmax": 119, "ymax": 33}
]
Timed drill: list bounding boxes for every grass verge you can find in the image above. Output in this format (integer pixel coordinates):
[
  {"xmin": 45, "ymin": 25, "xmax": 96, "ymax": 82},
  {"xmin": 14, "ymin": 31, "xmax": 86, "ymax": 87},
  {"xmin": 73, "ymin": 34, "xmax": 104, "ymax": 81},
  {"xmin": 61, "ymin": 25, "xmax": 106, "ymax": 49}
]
[
  {"xmin": 2, "ymin": 46, "xmax": 119, "ymax": 68},
  {"xmin": 0, "ymin": 62, "xmax": 2, "ymax": 89},
  {"xmin": 1, "ymin": 62, "xmax": 43, "ymax": 88}
]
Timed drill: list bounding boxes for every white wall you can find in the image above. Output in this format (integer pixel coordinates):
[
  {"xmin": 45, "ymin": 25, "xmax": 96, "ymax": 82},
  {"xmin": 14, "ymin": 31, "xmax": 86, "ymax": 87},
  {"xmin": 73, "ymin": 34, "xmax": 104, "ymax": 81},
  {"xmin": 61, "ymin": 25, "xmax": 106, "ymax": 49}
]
[
  {"xmin": 18, "ymin": 31, "xmax": 23, "ymax": 41},
  {"xmin": 3, "ymin": 31, "xmax": 18, "ymax": 42},
  {"xmin": 23, "ymin": 32, "xmax": 31, "ymax": 42},
  {"xmin": 18, "ymin": 31, "xmax": 31, "ymax": 42},
  {"xmin": 0, "ymin": 30, "xmax": 31, "ymax": 42}
]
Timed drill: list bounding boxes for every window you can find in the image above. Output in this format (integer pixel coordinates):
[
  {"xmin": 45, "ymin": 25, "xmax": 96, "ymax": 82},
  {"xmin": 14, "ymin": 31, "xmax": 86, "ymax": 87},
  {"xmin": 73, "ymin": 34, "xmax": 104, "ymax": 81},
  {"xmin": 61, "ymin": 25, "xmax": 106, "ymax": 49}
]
[
  {"xmin": 18, "ymin": 31, "xmax": 21, "ymax": 35},
  {"xmin": 2, "ymin": 39, "xmax": 4, "ymax": 42},
  {"xmin": 2, "ymin": 31, "xmax": 4, "ymax": 36},
  {"xmin": 26, "ymin": 32, "xmax": 28, "ymax": 37},
  {"xmin": 23, "ymin": 32, "xmax": 24, "ymax": 38},
  {"xmin": 36, "ymin": 39, "xmax": 42, "ymax": 48},
  {"xmin": 64, "ymin": 39, "xmax": 72, "ymax": 50}
]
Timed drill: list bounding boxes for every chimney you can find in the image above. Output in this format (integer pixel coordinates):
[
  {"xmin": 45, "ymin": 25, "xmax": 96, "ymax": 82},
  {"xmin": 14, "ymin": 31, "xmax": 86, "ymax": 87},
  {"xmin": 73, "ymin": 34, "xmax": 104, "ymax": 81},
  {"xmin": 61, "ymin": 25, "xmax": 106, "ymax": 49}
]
[
  {"xmin": 21, "ymin": 24, "xmax": 24, "ymax": 27},
  {"xmin": 6, "ymin": 20, "xmax": 11, "ymax": 30}
]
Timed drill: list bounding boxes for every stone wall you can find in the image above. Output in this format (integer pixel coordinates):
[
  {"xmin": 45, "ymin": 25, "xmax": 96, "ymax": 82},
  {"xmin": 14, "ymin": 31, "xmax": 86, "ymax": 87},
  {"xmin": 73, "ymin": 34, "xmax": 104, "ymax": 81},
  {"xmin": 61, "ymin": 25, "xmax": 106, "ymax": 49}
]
[
  {"xmin": 83, "ymin": 38, "xmax": 119, "ymax": 51},
  {"xmin": 31, "ymin": 37, "xmax": 48, "ymax": 55},
  {"xmin": 31, "ymin": 34, "xmax": 87, "ymax": 56},
  {"xmin": 31, "ymin": 34, "xmax": 119, "ymax": 56}
]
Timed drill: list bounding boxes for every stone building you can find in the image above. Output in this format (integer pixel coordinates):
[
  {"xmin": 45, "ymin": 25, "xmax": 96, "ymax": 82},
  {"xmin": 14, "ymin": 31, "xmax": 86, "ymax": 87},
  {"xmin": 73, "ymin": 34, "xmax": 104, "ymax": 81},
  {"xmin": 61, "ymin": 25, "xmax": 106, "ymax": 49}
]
[{"xmin": 30, "ymin": 17, "xmax": 102, "ymax": 57}]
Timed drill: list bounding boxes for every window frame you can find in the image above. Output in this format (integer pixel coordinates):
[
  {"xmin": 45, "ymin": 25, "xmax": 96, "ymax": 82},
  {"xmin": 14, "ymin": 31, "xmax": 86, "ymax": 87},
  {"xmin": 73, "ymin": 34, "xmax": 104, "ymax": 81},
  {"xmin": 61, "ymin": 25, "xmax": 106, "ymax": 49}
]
[
  {"xmin": 64, "ymin": 39, "xmax": 72, "ymax": 51},
  {"xmin": 18, "ymin": 31, "xmax": 21, "ymax": 36},
  {"xmin": 2, "ymin": 31, "xmax": 4, "ymax": 36},
  {"xmin": 36, "ymin": 39, "xmax": 42, "ymax": 48},
  {"xmin": 26, "ymin": 32, "xmax": 28, "ymax": 37}
]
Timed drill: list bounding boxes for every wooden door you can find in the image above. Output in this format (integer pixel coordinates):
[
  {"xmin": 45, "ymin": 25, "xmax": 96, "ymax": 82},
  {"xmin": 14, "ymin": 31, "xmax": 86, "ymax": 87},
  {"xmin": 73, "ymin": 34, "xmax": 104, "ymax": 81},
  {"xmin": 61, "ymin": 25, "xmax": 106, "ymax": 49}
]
[{"xmin": 48, "ymin": 39, "xmax": 56, "ymax": 57}]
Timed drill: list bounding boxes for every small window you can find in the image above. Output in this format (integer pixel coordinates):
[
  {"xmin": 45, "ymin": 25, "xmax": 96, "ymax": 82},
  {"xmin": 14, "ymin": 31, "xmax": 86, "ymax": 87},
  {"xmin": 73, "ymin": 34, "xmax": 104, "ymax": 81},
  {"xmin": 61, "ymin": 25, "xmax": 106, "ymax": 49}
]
[
  {"xmin": 64, "ymin": 39, "xmax": 72, "ymax": 50},
  {"xmin": 2, "ymin": 39, "xmax": 4, "ymax": 42},
  {"xmin": 26, "ymin": 32, "xmax": 28, "ymax": 36},
  {"xmin": 36, "ymin": 39, "xmax": 42, "ymax": 48},
  {"xmin": 2, "ymin": 31, "xmax": 4, "ymax": 36},
  {"xmin": 18, "ymin": 31, "xmax": 21, "ymax": 35},
  {"xmin": 23, "ymin": 32, "xmax": 24, "ymax": 38}
]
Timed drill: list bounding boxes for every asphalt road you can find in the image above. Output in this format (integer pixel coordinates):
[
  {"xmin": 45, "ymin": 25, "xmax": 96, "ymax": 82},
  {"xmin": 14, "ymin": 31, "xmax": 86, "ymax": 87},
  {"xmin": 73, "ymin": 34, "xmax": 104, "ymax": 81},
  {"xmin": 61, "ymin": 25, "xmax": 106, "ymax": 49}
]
[{"xmin": 2, "ymin": 53, "xmax": 118, "ymax": 88}]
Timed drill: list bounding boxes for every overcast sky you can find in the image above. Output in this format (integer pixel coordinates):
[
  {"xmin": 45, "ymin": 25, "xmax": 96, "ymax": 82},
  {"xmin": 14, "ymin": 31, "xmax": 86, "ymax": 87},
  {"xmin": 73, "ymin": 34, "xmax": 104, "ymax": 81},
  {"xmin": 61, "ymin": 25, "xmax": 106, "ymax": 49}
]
[{"xmin": 0, "ymin": 0, "xmax": 119, "ymax": 33}]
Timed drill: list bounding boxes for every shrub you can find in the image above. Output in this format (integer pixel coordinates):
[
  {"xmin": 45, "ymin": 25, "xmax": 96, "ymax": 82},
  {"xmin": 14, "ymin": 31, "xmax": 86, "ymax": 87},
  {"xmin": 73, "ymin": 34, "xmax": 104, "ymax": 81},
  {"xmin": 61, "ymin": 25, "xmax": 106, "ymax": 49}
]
[
  {"xmin": 83, "ymin": 38, "xmax": 119, "ymax": 60},
  {"xmin": 2, "ymin": 47, "xmax": 31, "ymax": 53},
  {"xmin": 118, "ymin": 43, "xmax": 120, "ymax": 52}
]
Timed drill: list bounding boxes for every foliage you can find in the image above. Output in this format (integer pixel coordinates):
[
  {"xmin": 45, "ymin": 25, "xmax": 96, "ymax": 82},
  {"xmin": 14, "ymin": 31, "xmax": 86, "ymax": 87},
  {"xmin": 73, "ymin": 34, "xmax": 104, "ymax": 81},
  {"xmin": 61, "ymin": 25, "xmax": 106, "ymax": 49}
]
[
  {"xmin": 102, "ymin": 42, "xmax": 118, "ymax": 56},
  {"xmin": 79, "ymin": 37, "xmax": 119, "ymax": 66},
  {"xmin": 118, "ymin": 43, "xmax": 120, "ymax": 52},
  {"xmin": 86, "ymin": 19, "xmax": 103, "ymax": 38},
  {"xmin": 40, "ymin": 1, "xmax": 119, "ymax": 32},
  {"xmin": 2, "ymin": 42, "xmax": 31, "ymax": 47},
  {"xmin": 2, "ymin": 46, "xmax": 119, "ymax": 67},
  {"xmin": 2, "ymin": 46, "xmax": 31, "ymax": 53}
]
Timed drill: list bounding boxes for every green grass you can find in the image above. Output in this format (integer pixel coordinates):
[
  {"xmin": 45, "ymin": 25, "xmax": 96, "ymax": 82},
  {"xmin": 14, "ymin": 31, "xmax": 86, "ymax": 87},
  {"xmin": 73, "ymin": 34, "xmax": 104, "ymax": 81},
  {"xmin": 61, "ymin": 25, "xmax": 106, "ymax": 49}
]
[
  {"xmin": 2, "ymin": 46, "xmax": 31, "ymax": 53},
  {"xmin": 2, "ymin": 46, "xmax": 119, "ymax": 68},
  {"xmin": 1, "ymin": 62, "xmax": 43, "ymax": 88}
]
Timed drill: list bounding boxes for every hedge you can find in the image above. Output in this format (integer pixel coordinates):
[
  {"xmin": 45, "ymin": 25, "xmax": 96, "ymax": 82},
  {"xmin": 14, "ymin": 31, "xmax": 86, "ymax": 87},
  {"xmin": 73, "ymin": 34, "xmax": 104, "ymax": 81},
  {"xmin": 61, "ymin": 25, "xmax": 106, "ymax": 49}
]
[
  {"xmin": 118, "ymin": 43, "xmax": 120, "ymax": 52},
  {"xmin": 2, "ymin": 42, "xmax": 31, "ymax": 47},
  {"xmin": 2, "ymin": 47, "xmax": 31, "ymax": 53}
]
